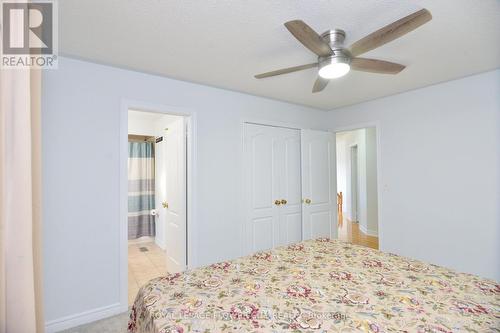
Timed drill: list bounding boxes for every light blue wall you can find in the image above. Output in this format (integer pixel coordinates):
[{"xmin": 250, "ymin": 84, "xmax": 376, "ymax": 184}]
[
  {"xmin": 42, "ymin": 57, "xmax": 327, "ymax": 324},
  {"xmin": 42, "ymin": 56, "xmax": 499, "ymax": 329},
  {"xmin": 328, "ymin": 70, "xmax": 500, "ymax": 281}
]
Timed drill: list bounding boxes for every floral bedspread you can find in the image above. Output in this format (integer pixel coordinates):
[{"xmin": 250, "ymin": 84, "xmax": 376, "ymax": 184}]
[{"xmin": 129, "ymin": 239, "xmax": 499, "ymax": 332}]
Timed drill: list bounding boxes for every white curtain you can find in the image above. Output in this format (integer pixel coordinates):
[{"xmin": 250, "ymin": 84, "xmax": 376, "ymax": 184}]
[{"xmin": 0, "ymin": 55, "xmax": 45, "ymax": 333}]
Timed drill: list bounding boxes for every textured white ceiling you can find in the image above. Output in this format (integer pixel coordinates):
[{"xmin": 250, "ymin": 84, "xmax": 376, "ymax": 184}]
[{"xmin": 59, "ymin": 0, "xmax": 500, "ymax": 110}]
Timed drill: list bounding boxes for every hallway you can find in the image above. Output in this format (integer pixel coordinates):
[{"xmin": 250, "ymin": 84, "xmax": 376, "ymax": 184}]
[{"xmin": 338, "ymin": 217, "xmax": 379, "ymax": 250}]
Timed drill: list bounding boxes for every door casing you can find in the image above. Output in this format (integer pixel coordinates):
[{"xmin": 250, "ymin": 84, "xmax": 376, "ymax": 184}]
[{"xmin": 332, "ymin": 121, "xmax": 383, "ymax": 250}]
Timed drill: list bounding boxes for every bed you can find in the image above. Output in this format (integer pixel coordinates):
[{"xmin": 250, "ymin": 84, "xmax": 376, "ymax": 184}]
[{"xmin": 128, "ymin": 238, "xmax": 499, "ymax": 332}]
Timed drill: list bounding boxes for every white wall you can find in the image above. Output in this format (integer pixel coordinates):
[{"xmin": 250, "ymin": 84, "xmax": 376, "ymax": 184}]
[
  {"xmin": 41, "ymin": 57, "xmax": 499, "ymax": 329},
  {"xmin": 335, "ymin": 134, "xmax": 347, "ymax": 208},
  {"xmin": 365, "ymin": 127, "xmax": 378, "ymax": 236},
  {"xmin": 41, "ymin": 57, "xmax": 328, "ymax": 326},
  {"xmin": 336, "ymin": 129, "xmax": 367, "ymax": 224},
  {"xmin": 328, "ymin": 70, "xmax": 500, "ymax": 281}
]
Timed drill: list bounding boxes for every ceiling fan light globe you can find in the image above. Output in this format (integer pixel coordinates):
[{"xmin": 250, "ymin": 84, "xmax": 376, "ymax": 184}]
[
  {"xmin": 318, "ymin": 63, "xmax": 350, "ymax": 79},
  {"xmin": 318, "ymin": 56, "xmax": 350, "ymax": 79}
]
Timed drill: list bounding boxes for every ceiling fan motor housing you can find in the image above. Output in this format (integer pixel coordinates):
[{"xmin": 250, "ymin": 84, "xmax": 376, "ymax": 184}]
[
  {"xmin": 321, "ymin": 29, "xmax": 346, "ymax": 47},
  {"xmin": 319, "ymin": 29, "xmax": 351, "ymax": 66}
]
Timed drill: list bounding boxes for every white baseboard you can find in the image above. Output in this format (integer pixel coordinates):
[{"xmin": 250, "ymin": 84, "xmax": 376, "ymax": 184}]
[
  {"xmin": 358, "ymin": 224, "xmax": 378, "ymax": 237},
  {"xmin": 128, "ymin": 236, "xmax": 155, "ymax": 245},
  {"xmin": 155, "ymin": 237, "xmax": 166, "ymax": 250},
  {"xmin": 45, "ymin": 303, "xmax": 125, "ymax": 333},
  {"xmin": 349, "ymin": 212, "xmax": 356, "ymax": 221}
]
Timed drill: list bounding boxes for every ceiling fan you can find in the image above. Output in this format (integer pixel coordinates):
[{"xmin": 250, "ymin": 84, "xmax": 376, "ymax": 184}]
[{"xmin": 254, "ymin": 8, "xmax": 432, "ymax": 93}]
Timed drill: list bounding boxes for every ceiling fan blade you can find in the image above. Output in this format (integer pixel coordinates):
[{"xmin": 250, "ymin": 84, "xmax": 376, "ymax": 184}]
[
  {"xmin": 351, "ymin": 58, "xmax": 405, "ymax": 74},
  {"xmin": 312, "ymin": 77, "xmax": 329, "ymax": 93},
  {"xmin": 349, "ymin": 8, "xmax": 432, "ymax": 57},
  {"xmin": 254, "ymin": 63, "xmax": 317, "ymax": 79},
  {"xmin": 284, "ymin": 20, "xmax": 332, "ymax": 57}
]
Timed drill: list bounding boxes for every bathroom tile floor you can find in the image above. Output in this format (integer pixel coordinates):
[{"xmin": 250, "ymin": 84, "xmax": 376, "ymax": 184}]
[{"xmin": 128, "ymin": 242, "xmax": 168, "ymax": 305}]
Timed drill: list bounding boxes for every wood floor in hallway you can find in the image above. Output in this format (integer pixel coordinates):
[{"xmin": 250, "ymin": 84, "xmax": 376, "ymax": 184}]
[{"xmin": 338, "ymin": 217, "xmax": 379, "ymax": 250}]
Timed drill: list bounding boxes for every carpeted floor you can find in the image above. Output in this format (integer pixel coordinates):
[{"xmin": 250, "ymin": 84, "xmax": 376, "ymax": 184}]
[{"xmin": 59, "ymin": 312, "xmax": 129, "ymax": 333}]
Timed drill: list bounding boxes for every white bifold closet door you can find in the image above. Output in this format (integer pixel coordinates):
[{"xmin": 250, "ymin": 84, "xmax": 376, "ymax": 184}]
[
  {"xmin": 301, "ymin": 129, "xmax": 337, "ymax": 240},
  {"xmin": 243, "ymin": 123, "xmax": 302, "ymax": 254}
]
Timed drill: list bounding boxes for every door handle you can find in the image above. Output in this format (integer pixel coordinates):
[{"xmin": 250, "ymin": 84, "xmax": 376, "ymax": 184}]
[
  {"xmin": 280, "ymin": 199, "xmax": 287, "ymax": 205},
  {"xmin": 162, "ymin": 201, "xmax": 169, "ymax": 209},
  {"xmin": 303, "ymin": 198, "xmax": 311, "ymax": 204},
  {"xmin": 274, "ymin": 200, "xmax": 281, "ymax": 206}
]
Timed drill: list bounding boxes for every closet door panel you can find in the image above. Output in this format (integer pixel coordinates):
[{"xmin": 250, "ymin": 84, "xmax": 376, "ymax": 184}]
[
  {"xmin": 282, "ymin": 131, "xmax": 302, "ymax": 207},
  {"xmin": 244, "ymin": 124, "xmax": 281, "ymax": 254},
  {"xmin": 281, "ymin": 213, "xmax": 302, "ymax": 245},
  {"xmin": 301, "ymin": 129, "xmax": 337, "ymax": 240},
  {"xmin": 310, "ymin": 211, "xmax": 332, "ymax": 238},
  {"xmin": 309, "ymin": 140, "xmax": 331, "ymax": 204},
  {"xmin": 278, "ymin": 128, "xmax": 302, "ymax": 246},
  {"xmin": 251, "ymin": 133, "xmax": 274, "ymax": 209},
  {"xmin": 252, "ymin": 217, "xmax": 274, "ymax": 251}
]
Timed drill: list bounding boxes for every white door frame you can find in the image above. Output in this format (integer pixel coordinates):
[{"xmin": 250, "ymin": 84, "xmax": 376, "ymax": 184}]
[
  {"xmin": 330, "ymin": 121, "xmax": 383, "ymax": 250},
  {"xmin": 119, "ymin": 99, "xmax": 198, "ymax": 312}
]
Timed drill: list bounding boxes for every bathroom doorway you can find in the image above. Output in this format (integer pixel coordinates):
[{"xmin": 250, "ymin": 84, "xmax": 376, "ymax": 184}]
[{"xmin": 125, "ymin": 108, "xmax": 192, "ymax": 306}]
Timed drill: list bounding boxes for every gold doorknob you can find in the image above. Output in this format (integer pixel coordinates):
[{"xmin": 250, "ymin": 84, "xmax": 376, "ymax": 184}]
[
  {"xmin": 162, "ymin": 201, "xmax": 169, "ymax": 208},
  {"xmin": 304, "ymin": 198, "xmax": 311, "ymax": 204},
  {"xmin": 274, "ymin": 200, "xmax": 281, "ymax": 206},
  {"xmin": 281, "ymin": 199, "xmax": 287, "ymax": 205}
]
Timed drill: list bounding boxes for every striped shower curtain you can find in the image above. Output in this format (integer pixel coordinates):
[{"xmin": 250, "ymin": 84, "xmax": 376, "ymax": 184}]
[{"xmin": 128, "ymin": 142, "xmax": 156, "ymax": 239}]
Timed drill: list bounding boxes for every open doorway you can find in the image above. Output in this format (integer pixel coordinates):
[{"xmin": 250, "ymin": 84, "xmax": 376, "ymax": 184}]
[
  {"xmin": 336, "ymin": 127, "xmax": 379, "ymax": 249},
  {"xmin": 126, "ymin": 109, "xmax": 189, "ymax": 305}
]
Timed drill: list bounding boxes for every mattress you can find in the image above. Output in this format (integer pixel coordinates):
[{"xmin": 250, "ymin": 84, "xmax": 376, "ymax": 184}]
[{"xmin": 128, "ymin": 238, "xmax": 499, "ymax": 332}]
